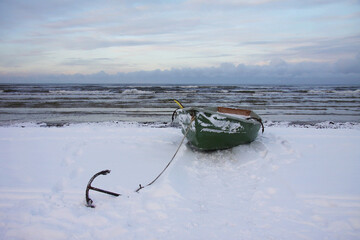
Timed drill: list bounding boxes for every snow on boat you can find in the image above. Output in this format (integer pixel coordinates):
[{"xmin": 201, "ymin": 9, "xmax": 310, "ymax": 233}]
[{"xmin": 174, "ymin": 106, "xmax": 264, "ymax": 151}]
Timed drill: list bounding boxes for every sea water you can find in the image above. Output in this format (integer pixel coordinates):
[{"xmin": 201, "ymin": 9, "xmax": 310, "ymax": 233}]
[{"xmin": 0, "ymin": 84, "xmax": 359, "ymax": 126}]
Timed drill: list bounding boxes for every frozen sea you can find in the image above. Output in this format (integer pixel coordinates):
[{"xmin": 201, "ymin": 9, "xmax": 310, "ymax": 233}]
[{"xmin": 0, "ymin": 84, "xmax": 359, "ymax": 126}]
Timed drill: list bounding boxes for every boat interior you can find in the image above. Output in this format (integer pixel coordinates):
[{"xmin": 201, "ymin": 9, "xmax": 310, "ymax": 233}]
[{"xmin": 217, "ymin": 107, "xmax": 251, "ymax": 116}]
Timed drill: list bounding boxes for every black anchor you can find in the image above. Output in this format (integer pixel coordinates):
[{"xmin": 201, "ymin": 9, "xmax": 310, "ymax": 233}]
[{"xmin": 85, "ymin": 170, "xmax": 120, "ymax": 208}]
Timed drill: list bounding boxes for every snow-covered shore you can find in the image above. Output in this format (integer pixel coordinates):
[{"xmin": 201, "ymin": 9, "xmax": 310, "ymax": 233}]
[{"xmin": 0, "ymin": 123, "xmax": 359, "ymax": 239}]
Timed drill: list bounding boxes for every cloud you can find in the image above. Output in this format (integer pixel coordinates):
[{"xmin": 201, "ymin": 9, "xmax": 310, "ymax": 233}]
[
  {"xmin": 0, "ymin": 0, "xmax": 88, "ymax": 30},
  {"xmin": 335, "ymin": 54, "xmax": 360, "ymax": 74},
  {"xmin": 62, "ymin": 38, "xmax": 165, "ymax": 50},
  {"xmin": 1, "ymin": 0, "xmax": 359, "ymax": 77},
  {"xmin": 1, "ymin": 56, "xmax": 359, "ymax": 84},
  {"xmin": 240, "ymin": 35, "xmax": 360, "ymax": 63},
  {"xmin": 185, "ymin": 0, "xmax": 354, "ymax": 10},
  {"xmin": 285, "ymin": 35, "xmax": 360, "ymax": 60},
  {"xmin": 61, "ymin": 58, "xmax": 114, "ymax": 66}
]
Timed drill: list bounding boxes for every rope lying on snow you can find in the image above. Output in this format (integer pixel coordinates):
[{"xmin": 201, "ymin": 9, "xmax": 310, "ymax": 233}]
[
  {"xmin": 85, "ymin": 116, "xmax": 195, "ymax": 207},
  {"xmin": 135, "ymin": 116, "xmax": 194, "ymax": 193}
]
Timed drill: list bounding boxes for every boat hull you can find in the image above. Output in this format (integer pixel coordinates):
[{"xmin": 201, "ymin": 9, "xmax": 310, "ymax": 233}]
[{"xmin": 176, "ymin": 107, "xmax": 262, "ymax": 151}]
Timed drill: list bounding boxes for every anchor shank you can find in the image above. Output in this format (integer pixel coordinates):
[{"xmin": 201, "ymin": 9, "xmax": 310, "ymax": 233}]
[{"xmin": 89, "ymin": 186, "xmax": 121, "ymax": 197}]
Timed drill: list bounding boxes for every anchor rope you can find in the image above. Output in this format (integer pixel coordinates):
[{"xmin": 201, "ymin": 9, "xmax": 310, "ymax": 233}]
[{"xmin": 136, "ymin": 115, "xmax": 195, "ymax": 192}]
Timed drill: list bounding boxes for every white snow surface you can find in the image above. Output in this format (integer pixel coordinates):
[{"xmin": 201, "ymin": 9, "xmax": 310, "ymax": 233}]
[{"xmin": 0, "ymin": 123, "xmax": 360, "ymax": 240}]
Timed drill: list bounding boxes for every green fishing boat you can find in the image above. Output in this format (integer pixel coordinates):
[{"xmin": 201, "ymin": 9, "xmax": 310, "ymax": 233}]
[{"xmin": 173, "ymin": 102, "xmax": 264, "ymax": 151}]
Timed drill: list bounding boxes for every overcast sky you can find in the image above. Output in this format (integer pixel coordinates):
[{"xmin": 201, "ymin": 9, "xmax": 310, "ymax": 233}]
[{"xmin": 0, "ymin": 0, "xmax": 359, "ymax": 84}]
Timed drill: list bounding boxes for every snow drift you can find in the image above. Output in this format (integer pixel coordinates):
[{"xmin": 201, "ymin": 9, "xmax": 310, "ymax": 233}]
[{"xmin": 0, "ymin": 124, "xmax": 359, "ymax": 239}]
